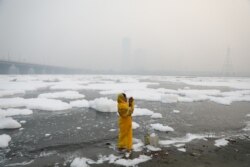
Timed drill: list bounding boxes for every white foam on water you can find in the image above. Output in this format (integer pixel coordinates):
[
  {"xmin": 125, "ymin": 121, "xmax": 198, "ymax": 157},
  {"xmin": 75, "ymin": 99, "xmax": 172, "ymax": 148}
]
[
  {"xmin": 208, "ymin": 96, "xmax": 232, "ymax": 105},
  {"xmin": 178, "ymin": 89, "xmax": 221, "ymax": 96},
  {"xmin": 5, "ymin": 160, "xmax": 34, "ymax": 167},
  {"xmin": 177, "ymin": 148, "xmax": 186, "ymax": 152},
  {"xmin": 0, "ymin": 134, "xmax": 11, "ymax": 148},
  {"xmin": 178, "ymin": 96, "xmax": 194, "ymax": 102},
  {"xmin": 146, "ymin": 145, "xmax": 161, "ymax": 151},
  {"xmin": 70, "ymin": 153, "xmax": 150, "ymax": 167},
  {"xmin": 70, "ymin": 99, "xmax": 90, "ymax": 108},
  {"xmin": 47, "ymin": 76, "xmax": 250, "ymax": 105},
  {"xmin": 159, "ymin": 133, "xmax": 207, "ymax": 146},
  {"xmin": 20, "ymin": 120, "xmax": 26, "ymax": 124},
  {"xmin": 151, "ymin": 113, "xmax": 162, "ymax": 118},
  {"xmin": 151, "ymin": 123, "xmax": 174, "ymax": 132},
  {"xmin": 113, "ymin": 155, "xmax": 151, "ymax": 166},
  {"xmin": 0, "ymin": 80, "xmax": 51, "ymax": 92},
  {"xmin": 132, "ymin": 122, "xmax": 140, "ymax": 129},
  {"xmin": 0, "ymin": 108, "xmax": 33, "ymax": 117},
  {"xmin": 172, "ymin": 110, "xmax": 180, "ymax": 113},
  {"xmin": 50, "ymin": 81, "xmax": 87, "ymax": 90},
  {"xmin": 93, "ymin": 154, "xmax": 121, "ymax": 164},
  {"xmin": 158, "ymin": 76, "xmax": 250, "ymax": 90},
  {"xmin": 161, "ymin": 94, "xmax": 179, "ymax": 103},
  {"xmin": 38, "ymin": 91, "xmax": 85, "ymax": 99},
  {"xmin": 83, "ymin": 82, "xmax": 155, "ymax": 92},
  {"xmin": 242, "ymin": 121, "xmax": 250, "ymax": 131},
  {"xmin": 133, "ymin": 138, "xmax": 144, "ymax": 152},
  {"xmin": 0, "ymin": 97, "xmax": 72, "ymax": 111},
  {"xmin": 25, "ymin": 98, "xmax": 72, "ymax": 111},
  {"xmin": 132, "ymin": 108, "xmax": 155, "ymax": 116},
  {"xmin": 89, "ymin": 97, "xmax": 117, "ymax": 112},
  {"xmin": 0, "ymin": 90, "xmax": 25, "ymax": 97},
  {"xmin": 126, "ymin": 89, "xmax": 162, "ymax": 101},
  {"xmin": 174, "ymin": 143, "xmax": 185, "ymax": 148},
  {"xmin": 214, "ymin": 138, "xmax": 229, "ymax": 147},
  {"xmin": 99, "ymin": 90, "xmax": 122, "ymax": 95},
  {"xmin": 0, "ymin": 117, "xmax": 21, "ymax": 129},
  {"xmin": 0, "ymin": 97, "xmax": 26, "ymax": 108},
  {"xmin": 70, "ymin": 157, "xmax": 94, "ymax": 167},
  {"xmin": 45, "ymin": 134, "xmax": 51, "ymax": 137}
]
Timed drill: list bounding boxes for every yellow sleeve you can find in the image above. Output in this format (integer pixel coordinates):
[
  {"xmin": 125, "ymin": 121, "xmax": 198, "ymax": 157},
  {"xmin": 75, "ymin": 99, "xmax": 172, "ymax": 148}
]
[
  {"xmin": 127, "ymin": 101, "xmax": 134, "ymax": 116},
  {"xmin": 118, "ymin": 103, "xmax": 131, "ymax": 117}
]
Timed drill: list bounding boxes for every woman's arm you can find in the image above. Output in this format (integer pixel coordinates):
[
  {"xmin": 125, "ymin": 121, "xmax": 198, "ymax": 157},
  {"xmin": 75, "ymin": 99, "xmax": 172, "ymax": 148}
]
[{"xmin": 128, "ymin": 98, "xmax": 134, "ymax": 116}]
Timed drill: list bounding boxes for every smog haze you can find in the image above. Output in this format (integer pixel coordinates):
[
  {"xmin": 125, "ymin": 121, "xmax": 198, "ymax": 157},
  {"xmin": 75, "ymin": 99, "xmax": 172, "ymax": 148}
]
[{"xmin": 0, "ymin": 0, "xmax": 250, "ymax": 75}]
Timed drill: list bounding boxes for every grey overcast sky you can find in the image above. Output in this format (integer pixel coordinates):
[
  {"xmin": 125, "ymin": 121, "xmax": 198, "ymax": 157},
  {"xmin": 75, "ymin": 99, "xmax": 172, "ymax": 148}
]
[{"xmin": 0, "ymin": 0, "xmax": 250, "ymax": 74}]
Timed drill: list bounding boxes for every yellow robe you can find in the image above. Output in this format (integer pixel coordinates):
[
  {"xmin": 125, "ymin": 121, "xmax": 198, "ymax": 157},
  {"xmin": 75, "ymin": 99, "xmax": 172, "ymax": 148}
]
[{"xmin": 117, "ymin": 94, "xmax": 134, "ymax": 150}]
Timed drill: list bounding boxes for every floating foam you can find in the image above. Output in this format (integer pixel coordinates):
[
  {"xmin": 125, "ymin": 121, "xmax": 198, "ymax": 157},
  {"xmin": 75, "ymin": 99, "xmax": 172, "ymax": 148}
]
[
  {"xmin": 242, "ymin": 121, "xmax": 250, "ymax": 131},
  {"xmin": 71, "ymin": 157, "xmax": 94, "ymax": 167},
  {"xmin": 109, "ymin": 129, "xmax": 116, "ymax": 132},
  {"xmin": 132, "ymin": 122, "xmax": 140, "ymax": 129},
  {"xmin": 177, "ymin": 148, "xmax": 186, "ymax": 152},
  {"xmin": 151, "ymin": 113, "xmax": 162, "ymax": 118},
  {"xmin": 83, "ymin": 82, "xmax": 154, "ymax": 91},
  {"xmin": 20, "ymin": 120, "xmax": 26, "ymax": 124},
  {"xmin": 0, "ymin": 108, "xmax": 33, "ymax": 117},
  {"xmin": 178, "ymin": 89, "xmax": 221, "ymax": 96},
  {"xmin": 99, "ymin": 90, "xmax": 122, "ymax": 95},
  {"xmin": 178, "ymin": 96, "xmax": 194, "ymax": 102},
  {"xmin": 114, "ymin": 155, "xmax": 151, "ymax": 166},
  {"xmin": 126, "ymin": 89, "xmax": 162, "ymax": 101},
  {"xmin": 45, "ymin": 134, "xmax": 51, "ymax": 137},
  {"xmin": 0, "ymin": 117, "xmax": 21, "ymax": 129},
  {"xmin": 214, "ymin": 138, "xmax": 229, "ymax": 147},
  {"xmin": 159, "ymin": 133, "xmax": 207, "ymax": 146},
  {"xmin": 151, "ymin": 123, "xmax": 174, "ymax": 132},
  {"xmin": 25, "ymin": 98, "xmax": 72, "ymax": 111},
  {"xmin": 0, "ymin": 90, "xmax": 25, "ymax": 97},
  {"xmin": 0, "ymin": 80, "xmax": 51, "ymax": 92},
  {"xmin": 0, "ymin": 97, "xmax": 71, "ymax": 111},
  {"xmin": 70, "ymin": 154, "xmax": 150, "ymax": 167},
  {"xmin": 38, "ymin": 91, "xmax": 85, "ymax": 99},
  {"xmin": 89, "ymin": 97, "xmax": 116, "ymax": 112},
  {"xmin": 0, "ymin": 134, "xmax": 11, "ymax": 148},
  {"xmin": 0, "ymin": 97, "xmax": 26, "ymax": 108},
  {"xmin": 132, "ymin": 108, "xmax": 155, "ymax": 116},
  {"xmin": 146, "ymin": 145, "xmax": 161, "ymax": 151},
  {"xmin": 208, "ymin": 96, "xmax": 232, "ymax": 105},
  {"xmin": 172, "ymin": 110, "xmax": 180, "ymax": 113},
  {"xmin": 160, "ymin": 77, "xmax": 250, "ymax": 90},
  {"xmin": 174, "ymin": 143, "xmax": 185, "ymax": 148},
  {"xmin": 3, "ymin": 160, "xmax": 34, "ymax": 166},
  {"xmin": 70, "ymin": 99, "xmax": 90, "ymax": 108},
  {"xmin": 50, "ymin": 81, "xmax": 86, "ymax": 90},
  {"xmin": 133, "ymin": 138, "xmax": 144, "ymax": 152},
  {"xmin": 161, "ymin": 94, "xmax": 178, "ymax": 103}
]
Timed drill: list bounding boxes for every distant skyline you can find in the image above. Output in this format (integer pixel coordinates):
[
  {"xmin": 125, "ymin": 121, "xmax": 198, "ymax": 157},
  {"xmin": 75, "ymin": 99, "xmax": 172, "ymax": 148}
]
[{"xmin": 0, "ymin": 0, "xmax": 250, "ymax": 76}]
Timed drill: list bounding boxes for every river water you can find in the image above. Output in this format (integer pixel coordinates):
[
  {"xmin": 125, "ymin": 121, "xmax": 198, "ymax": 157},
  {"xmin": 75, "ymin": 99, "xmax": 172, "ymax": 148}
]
[{"xmin": 0, "ymin": 75, "xmax": 250, "ymax": 166}]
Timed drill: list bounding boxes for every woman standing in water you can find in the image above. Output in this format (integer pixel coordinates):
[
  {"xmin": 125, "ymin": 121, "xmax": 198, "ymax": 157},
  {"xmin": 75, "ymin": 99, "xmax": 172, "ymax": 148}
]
[{"xmin": 117, "ymin": 93, "xmax": 134, "ymax": 152}]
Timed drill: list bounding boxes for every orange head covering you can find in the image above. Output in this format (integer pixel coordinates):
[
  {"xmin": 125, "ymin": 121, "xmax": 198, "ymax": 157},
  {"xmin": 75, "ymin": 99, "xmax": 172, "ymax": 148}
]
[{"xmin": 117, "ymin": 93, "xmax": 127, "ymax": 103}]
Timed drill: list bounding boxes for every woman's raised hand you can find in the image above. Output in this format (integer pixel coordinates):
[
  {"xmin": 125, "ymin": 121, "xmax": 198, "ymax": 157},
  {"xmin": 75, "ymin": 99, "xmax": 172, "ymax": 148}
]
[{"xmin": 129, "ymin": 97, "xmax": 134, "ymax": 106}]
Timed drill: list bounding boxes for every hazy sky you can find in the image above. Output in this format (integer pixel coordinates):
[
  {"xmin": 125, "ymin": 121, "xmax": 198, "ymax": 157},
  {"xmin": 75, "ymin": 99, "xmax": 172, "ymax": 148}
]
[{"xmin": 0, "ymin": 0, "xmax": 250, "ymax": 74}]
